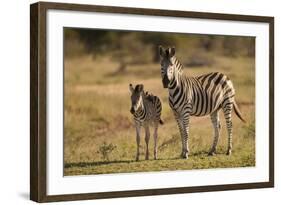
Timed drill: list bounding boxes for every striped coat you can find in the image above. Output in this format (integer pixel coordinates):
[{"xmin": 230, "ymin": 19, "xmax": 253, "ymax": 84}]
[
  {"xmin": 129, "ymin": 84, "xmax": 163, "ymax": 161},
  {"xmin": 159, "ymin": 46, "xmax": 245, "ymax": 159}
]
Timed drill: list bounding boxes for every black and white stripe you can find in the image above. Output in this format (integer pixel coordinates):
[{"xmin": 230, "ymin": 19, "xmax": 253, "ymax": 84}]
[
  {"xmin": 129, "ymin": 84, "xmax": 163, "ymax": 161},
  {"xmin": 159, "ymin": 46, "xmax": 245, "ymax": 159}
]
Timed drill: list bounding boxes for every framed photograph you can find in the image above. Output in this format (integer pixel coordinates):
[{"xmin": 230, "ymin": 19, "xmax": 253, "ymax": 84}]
[{"xmin": 30, "ymin": 1, "xmax": 274, "ymax": 202}]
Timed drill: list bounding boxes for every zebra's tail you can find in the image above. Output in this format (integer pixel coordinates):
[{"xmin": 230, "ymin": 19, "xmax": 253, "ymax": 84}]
[
  {"xmin": 159, "ymin": 119, "xmax": 164, "ymax": 125},
  {"xmin": 233, "ymin": 101, "xmax": 246, "ymax": 123}
]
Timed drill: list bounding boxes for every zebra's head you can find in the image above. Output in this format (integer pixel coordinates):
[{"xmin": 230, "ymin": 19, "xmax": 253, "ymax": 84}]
[
  {"xmin": 159, "ymin": 46, "xmax": 176, "ymax": 88},
  {"xmin": 129, "ymin": 84, "xmax": 144, "ymax": 114}
]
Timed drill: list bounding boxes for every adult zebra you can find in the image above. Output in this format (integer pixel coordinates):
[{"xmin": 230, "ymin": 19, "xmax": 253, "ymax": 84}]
[
  {"xmin": 159, "ymin": 46, "xmax": 245, "ymax": 159},
  {"xmin": 129, "ymin": 84, "xmax": 164, "ymax": 161}
]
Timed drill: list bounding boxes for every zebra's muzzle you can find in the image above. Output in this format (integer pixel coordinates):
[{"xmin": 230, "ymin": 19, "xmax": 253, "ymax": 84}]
[
  {"xmin": 162, "ymin": 75, "xmax": 169, "ymax": 88},
  {"xmin": 130, "ymin": 107, "xmax": 135, "ymax": 114}
]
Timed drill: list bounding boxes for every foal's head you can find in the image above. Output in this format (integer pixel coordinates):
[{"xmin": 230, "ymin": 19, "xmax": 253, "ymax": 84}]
[{"xmin": 129, "ymin": 84, "xmax": 144, "ymax": 114}]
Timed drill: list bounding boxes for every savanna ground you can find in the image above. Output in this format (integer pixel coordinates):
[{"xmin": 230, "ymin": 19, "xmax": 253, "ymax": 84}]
[{"xmin": 64, "ymin": 53, "xmax": 255, "ymax": 176}]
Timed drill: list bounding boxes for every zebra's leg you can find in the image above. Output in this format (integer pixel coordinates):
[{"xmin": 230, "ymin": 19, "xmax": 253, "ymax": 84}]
[
  {"xmin": 223, "ymin": 103, "xmax": 233, "ymax": 155},
  {"xmin": 176, "ymin": 114, "xmax": 190, "ymax": 159},
  {"xmin": 182, "ymin": 114, "xmax": 190, "ymax": 159},
  {"xmin": 145, "ymin": 125, "xmax": 150, "ymax": 160},
  {"xmin": 135, "ymin": 124, "xmax": 141, "ymax": 161},
  {"xmin": 153, "ymin": 121, "xmax": 158, "ymax": 160},
  {"xmin": 208, "ymin": 111, "xmax": 221, "ymax": 156},
  {"xmin": 175, "ymin": 117, "xmax": 186, "ymax": 158}
]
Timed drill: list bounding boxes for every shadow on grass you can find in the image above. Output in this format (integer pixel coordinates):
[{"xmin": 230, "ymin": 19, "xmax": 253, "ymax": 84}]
[
  {"xmin": 192, "ymin": 151, "xmax": 209, "ymax": 157},
  {"xmin": 64, "ymin": 157, "xmax": 179, "ymax": 169},
  {"xmin": 64, "ymin": 160, "xmax": 136, "ymax": 168},
  {"xmin": 192, "ymin": 150, "xmax": 231, "ymax": 157},
  {"xmin": 64, "ymin": 154, "xmax": 212, "ymax": 169}
]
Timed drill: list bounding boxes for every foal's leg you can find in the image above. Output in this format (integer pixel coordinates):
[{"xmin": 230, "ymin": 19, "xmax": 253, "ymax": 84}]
[
  {"xmin": 135, "ymin": 124, "xmax": 141, "ymax": 161},
  {"xmin": 145, "ymin": 125, "xmax": 150, "ymax": 160},
  {"xmin": 208, "ymin": 111, "xmax": 221, "ymax": 156},
  {"xmin": 153, "ymin": 121, "xmax": 158, "ymax": 160}
]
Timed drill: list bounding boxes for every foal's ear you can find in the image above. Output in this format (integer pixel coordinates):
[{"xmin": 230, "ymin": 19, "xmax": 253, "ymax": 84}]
[
  {"xmin": 159, "ymin": 45, "xmax": 164, "ymax": 58},
  {"xmin": 169, "ymin": 46, "xmax": 176, "ymax": 58},
  {"xmin": 136, "ymin": 84, "xmax": 144, "ymax": 93},
  {"xmin": 129, "ymin": 84, "xmax": 134, "ymax": 93}
]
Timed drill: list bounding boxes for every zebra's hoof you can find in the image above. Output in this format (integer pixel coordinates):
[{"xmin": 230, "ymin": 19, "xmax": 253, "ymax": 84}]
[
  {"xmin": 226, "ymin": 150, "xmax": 232, "ymax": 155},
  {"xmin": 181, "ymin": 153, "xmax": 189, "ymax": 159},
  {"xmin": 208, "ymin": 151, "xmax": 216, "ymax": 156}
]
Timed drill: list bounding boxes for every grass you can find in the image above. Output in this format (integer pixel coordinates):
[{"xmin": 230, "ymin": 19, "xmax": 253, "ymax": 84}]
[{"xmin": 64, "ymin": 55, "xmax": 255, "ymax": 176}]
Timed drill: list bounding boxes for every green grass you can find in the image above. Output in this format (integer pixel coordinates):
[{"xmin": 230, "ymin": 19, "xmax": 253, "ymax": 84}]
[{"xmin": 64, "ymin": 55, "xmax": 255, "ymax": 176}]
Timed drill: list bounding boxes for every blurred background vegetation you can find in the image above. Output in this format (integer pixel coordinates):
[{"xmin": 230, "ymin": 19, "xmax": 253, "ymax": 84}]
[
  {"xmin": 64, "ymin": 28, "xmax": 255, "ymax": 176},
  {"xmin": 65, "ymin": 28, "xmax": 255, "ymax": 71}
]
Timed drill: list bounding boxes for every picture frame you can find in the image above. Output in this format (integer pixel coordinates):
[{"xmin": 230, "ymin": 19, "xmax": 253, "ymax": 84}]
[{"xmin": 30, "ymin": 1, "xmax": 274, "ymax": 202}]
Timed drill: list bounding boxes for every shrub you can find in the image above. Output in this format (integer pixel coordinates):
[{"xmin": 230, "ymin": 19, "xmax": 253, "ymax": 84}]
[{"xmin": 97, "ymin": 142, "xmax": 117, "ymax": 161}]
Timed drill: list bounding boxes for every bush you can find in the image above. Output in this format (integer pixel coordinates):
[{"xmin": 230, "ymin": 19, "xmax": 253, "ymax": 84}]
[{"xmin": 97, "ymin": 142, "xmax": 117, "ymax": 161}]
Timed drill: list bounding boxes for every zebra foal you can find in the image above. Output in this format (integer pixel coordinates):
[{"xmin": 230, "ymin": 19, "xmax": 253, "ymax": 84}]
[
  {"xmin": 129, "ymin": 84, "xmax": 163, "ymax": 161},
  {"xmin": 159, "ymin": 46, "xmax": 245, "ymax": 159}
]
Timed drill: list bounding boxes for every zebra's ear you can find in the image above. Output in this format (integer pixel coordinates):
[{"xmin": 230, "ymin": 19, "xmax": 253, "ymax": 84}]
[
  {"xmin": 159, "ymin": 45, "xmax": 164, "ymax": 58},
  {"xmin": 136, "ymin": 84, "xmax": 144, "ymax": 93},
  {"xmin": 139, "ymin": 84, "xmax": 144, "ymax": 92},
  {"xmin": 169, "ymin": 47, "xmax": 176, "ymax": 57},
  {"xmin": 129, "ymin": 84, "xmax": 134, "ymax": 93}
]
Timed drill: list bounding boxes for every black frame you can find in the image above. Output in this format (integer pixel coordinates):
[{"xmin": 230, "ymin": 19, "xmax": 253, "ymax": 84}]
[{"xmin": 30, "ymin": 1, "xmax": 274, "ymax": 202}]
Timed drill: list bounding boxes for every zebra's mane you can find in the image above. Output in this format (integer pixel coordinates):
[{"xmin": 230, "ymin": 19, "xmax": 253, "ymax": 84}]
[
  {"xmin": 171, "ymin": 56, "xmax": 184, "ymax": 72},
  {"xmin": 171, "ymin": 56, "xmax": 201, "ymax": 87},
  {"xmin": 144, "ymin": 91, "xmax": 154, "ymax": 102}
]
